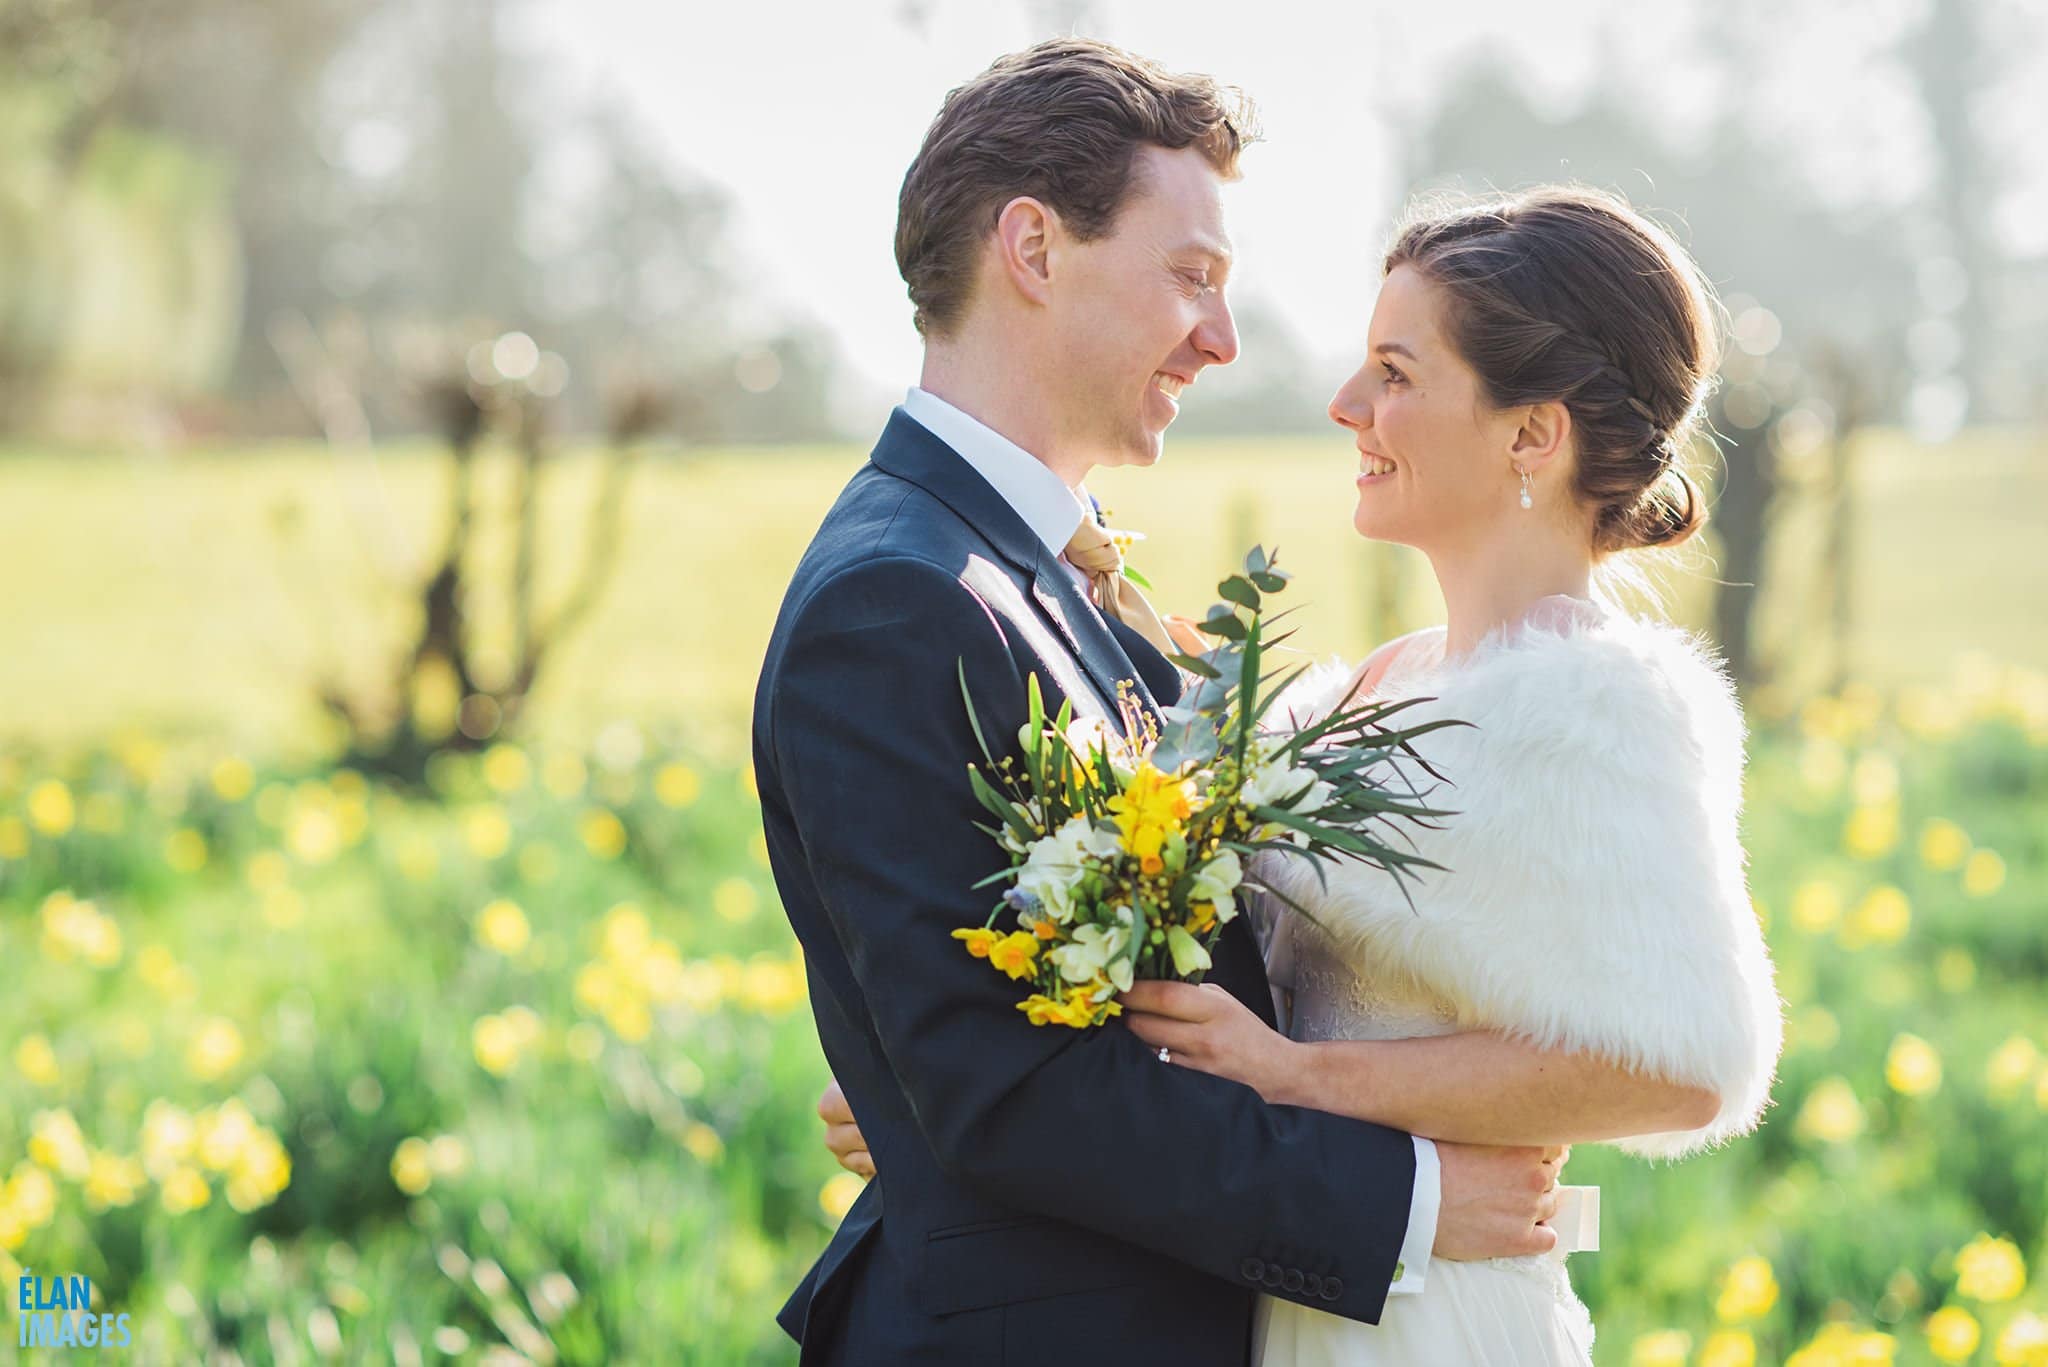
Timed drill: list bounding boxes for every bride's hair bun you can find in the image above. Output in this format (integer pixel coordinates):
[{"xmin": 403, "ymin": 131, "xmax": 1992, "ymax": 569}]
[{"xmin": 1384, "ymin": 187, "xmax": 1719, "ymax": 555}]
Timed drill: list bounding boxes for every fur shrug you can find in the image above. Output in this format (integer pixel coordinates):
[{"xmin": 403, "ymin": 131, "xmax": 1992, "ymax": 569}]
[{"xmin": 1264, "ymin": 612, "xmax": 1783, "ymax": 1159}]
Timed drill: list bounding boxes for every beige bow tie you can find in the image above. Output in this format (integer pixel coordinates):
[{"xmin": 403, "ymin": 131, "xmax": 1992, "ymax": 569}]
[{"xmin": 1063, "ymin": 519, "xmax": 1178, "ymax": 660}]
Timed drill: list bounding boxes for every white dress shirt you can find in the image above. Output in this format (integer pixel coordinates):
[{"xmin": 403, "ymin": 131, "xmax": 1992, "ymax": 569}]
[{"xmin": 901, "ymin": 384, "xmax": 1441, "ymax": 1296}]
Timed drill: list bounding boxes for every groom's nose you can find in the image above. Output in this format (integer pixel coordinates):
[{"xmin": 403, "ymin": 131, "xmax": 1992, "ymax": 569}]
[{"xmin": 1192, "ymin": 295, "xmax": 1239, "ymax": 368}]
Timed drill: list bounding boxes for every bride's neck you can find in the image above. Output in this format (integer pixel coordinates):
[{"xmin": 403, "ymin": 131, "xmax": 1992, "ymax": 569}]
[{"xmin": 1428, "ymin": 527, "xmax": 1595, "ymax": 660}]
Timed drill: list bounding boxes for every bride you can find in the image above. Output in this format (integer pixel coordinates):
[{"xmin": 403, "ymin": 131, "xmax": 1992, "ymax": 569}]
[{"xmin": 823, "ymin": 186, "xmax": 1784, "ymax": 1364}]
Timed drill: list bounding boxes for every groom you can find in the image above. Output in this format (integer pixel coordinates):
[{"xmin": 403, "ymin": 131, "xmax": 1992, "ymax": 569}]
[{"xmin": 754, "ymin": 39, "xmax": 1561, "ymax": 1365}]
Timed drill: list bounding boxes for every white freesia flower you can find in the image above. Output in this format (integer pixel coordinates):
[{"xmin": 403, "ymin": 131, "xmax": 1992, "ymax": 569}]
[
  {"xmin": 1049, "ymin": 922, "xmax": 1133, "ymax": 991},
  {"xmin": 1015, "ymin": 816, "xmax": 1120, "ymax": 923},
  {"xmin": 1241, "ymin": 752, "xmax": 1318, "ymax": 811},
  {"xmin": 1187, "ymin": 849, "xmax": 1243, "ymax": 905}
]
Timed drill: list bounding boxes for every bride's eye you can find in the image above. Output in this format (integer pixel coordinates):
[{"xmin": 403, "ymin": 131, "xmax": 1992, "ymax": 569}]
[{"xmin": 1381, "ymin": 361, "xmax": 1406, "ymax": 386}]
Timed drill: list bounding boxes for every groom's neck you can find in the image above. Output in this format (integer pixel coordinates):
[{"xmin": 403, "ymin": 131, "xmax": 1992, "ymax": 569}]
[{"xmin": 919, "ymin": 340, "xmax": 1095, "ymax": 489}]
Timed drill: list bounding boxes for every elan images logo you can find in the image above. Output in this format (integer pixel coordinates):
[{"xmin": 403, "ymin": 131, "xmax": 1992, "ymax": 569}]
[{"xmin": 16, "ymin": 1270, "xmax": 132, "ymax": 1351}]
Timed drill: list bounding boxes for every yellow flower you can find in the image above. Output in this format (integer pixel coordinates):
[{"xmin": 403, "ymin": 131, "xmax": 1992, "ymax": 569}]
[
  {"xmin": 472, "ymin": 1014, "xmax": 523, "ymax": 1076},
  {"xmin": 83, "ymin": 1150, "xmax": 147, "ymax": 1211},
  {"xmin": 1791, "ymin": 880, "xmax": 1845, "ymax": 934},
  {"xmin": 987, "ymin": 931, "xmax": 1039, "ymax": 981},
  {"xmin": 186, "ymin": 1018, "xmax": 246, "ymax": 1081},
  {"xmin": 5, "ymin": 1163, "xmax": 57, "ymax": 1228},
  {"xmin": 482, "ymin": 744, "xmax": 531, "ymax": 794},
  {"xmin": 602, "ymin": 903, "xmax": 651, "ymax": 959},
  {"xmin": 1108, "ymin": 763, "xmax": 1196, "ymax": 875},
  {"xmin": 819, "ymin": 1172, "xmax": 865, "ymax": 1222},
  {"xmin": 953, "ymin": 928, "xmax": 1001, "ymax": 959},
  {"xmin": 1018, "ymin": 993, "xmax": 1088, "ymax": 1027},
  {"xmin": 1796, "ymin": 1077, "xmax": 1865, "ymax": 1145},
  {"xmin": 1885, "ymin": 1034, "xmax": 1943, "ymax": 1097},
  {"xmin": 1926, "ymin": 1306, "xmax": 1981, "ymax": 1362},
  {"xmin": 29, "ymin": 1106, "xmax": 90, "ymax": 1180},
  {"xmin": 27, "ymin": 780, "xmax": 75, "ymax": 835},
  {"xmin": 1843, "ymin": 802, "xmax": 1900, "ymax": 860},
  {"xmin": 579, "ymin": 808, "xmax": 627, "ymax": 859},
  {"xmin": 160, "ymin": 1166, "xmax": 211, "ymax": 1215},
  {"xmin": 391, "ymin": 1137, "xmax": 434, "ymax": 1195},
  {"xmin": 463, "ymin": 805, "xmax": 512, "ymax": 860},
  {"xmin": 0, "ymin": 815, "xmax": 27, "ymax": 859},
  {"xmin": 224, "ymin": 1128, "xmax": 291, "ymax": 1211},
  {"xmin": 1716, "ymin": 1255, "xmax": 1780, "ymax": 1321},
  {"xmin": 244, "ymin": 850, "xmax": 290, "ymax": 891},
  {"xmin": 1630, "ymin": 1330, "xmax": 1691, "ymax": 1367},
  {"xmin": 1954, "ymin": 1233, "xmax": 2026, "ymax": 1302},
  {"xmin": 713, "ymin": 878, "xmax": 758, "ymax": 923},
  {"xmin": 140, "ymin": 1101, "xmax": 197, "ymax": 1180},
  {"xmin": 683, "ymin": 1123, "xmax": 724, "ymax": 1164},
  {"xmin": 40, "ymin": 890, "xmax": 122, "ymax": 966},
  {"xmin": 1997, "ymin": 1311, "xmax": 2048, "ymax": 1366},
  {"xmin": 1787, "ymin": 1323, "xmax": 1896, "ymax": 1366},
  {"xmin": 1962, "ymin": 849, "xmax": 2006, "ymax": 897},
  {"xmin": 1935, "ymin": 948, "xmax": 1977, "ymax": 993},
  {"xmin": 1919, "ymin": 820, "xmax": 1971, "ymax": 871},
  {"xmin": 1844, "ymin": 886, "xmax": 1910, "ymax": 947},
  {"xmin": 476, "ymin": 899, "xmax": 531, "ymax": 955},
  {"xmin": 211, "ymin": 756, "xmax": 255, "ymax": 801},
  {"xmin": 164, "ymin": 827, "xmax": 209, "ymax": 872},
  {"xmin": 654, "ymin": 762, "xmax": 702, "ymax": 808},
  {"xmin": 1702, "ymin": 1329, "xmax": 1758, "ymax": 1367},
  {"xmin": 1987, "ymin": 1036, "xmax": 2041, "ymax": 1097},
  {"xmin": 14, "ymin": 1033, "xmax": 60, "ymax": 1087}
]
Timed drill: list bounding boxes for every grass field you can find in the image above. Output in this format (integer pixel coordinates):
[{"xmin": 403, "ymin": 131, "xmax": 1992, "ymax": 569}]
[
  {"xmin": 1, "ymin": 429, "xmax": 2045, "ymax": 1363},
  {"xmin": 2, "ymin": 427, "xmax": 2041, "ymax": 751}
]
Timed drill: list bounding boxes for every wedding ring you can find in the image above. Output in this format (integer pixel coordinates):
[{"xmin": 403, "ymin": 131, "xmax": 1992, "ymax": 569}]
[{"xmin": 1157, "ymin": 1047, "xmax": 1171, "ymax": 1064}]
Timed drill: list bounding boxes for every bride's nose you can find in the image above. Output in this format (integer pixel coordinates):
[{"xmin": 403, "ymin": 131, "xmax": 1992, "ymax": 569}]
[{"xmin": 1328, "ymin": 367, "xmax": 1373, "ymax": 431}]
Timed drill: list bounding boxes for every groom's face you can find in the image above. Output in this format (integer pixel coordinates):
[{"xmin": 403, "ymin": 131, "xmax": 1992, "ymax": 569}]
[{"xmin": 1049, "ymin": 144, "xmax": 1240, "ymax": 468}]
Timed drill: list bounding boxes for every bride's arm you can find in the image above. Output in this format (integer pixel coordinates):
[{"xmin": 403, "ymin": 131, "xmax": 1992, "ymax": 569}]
[{"xmin": 1122, "ymin": 982, "xmax": 1719, "ymax": 1147}]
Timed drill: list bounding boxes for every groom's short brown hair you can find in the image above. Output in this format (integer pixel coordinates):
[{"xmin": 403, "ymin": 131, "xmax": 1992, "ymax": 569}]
[{"xmin": 895, "ymin": 38, "xmax": 1256, "ymax": 338}]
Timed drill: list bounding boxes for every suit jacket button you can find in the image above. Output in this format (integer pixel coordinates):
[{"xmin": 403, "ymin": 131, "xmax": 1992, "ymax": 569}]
[
  {"xmin": 1302, "ymin": 1273, "xmax": 1324, "ymax": 1298},
  {"xmin": 1262, "ymin": 1264, "xmax": 1285, "ymax": 1289},
  {"xmin": 1282, "ymin": 1269, "xmax": 1305, "ymax": 1293},
  {"xmin": 1320, "ymin": 1275, "xmax": 1345, "ymax": 1301},
  {"xmin": 1240, "ymin": 1257, "xmax": 1265, "ymax": 1282}
]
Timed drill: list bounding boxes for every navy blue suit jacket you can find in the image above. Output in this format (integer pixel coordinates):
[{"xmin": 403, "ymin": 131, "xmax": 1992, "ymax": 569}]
[{"xmin": 752, "ymin": 411, "xmax": 1416, "ymax": 1365}]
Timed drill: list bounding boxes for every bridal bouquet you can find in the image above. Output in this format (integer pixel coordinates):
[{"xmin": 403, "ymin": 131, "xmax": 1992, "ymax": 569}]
[{"xmin": 952, "ymin": 548, "xmax": 1460, "ymax": 1028}]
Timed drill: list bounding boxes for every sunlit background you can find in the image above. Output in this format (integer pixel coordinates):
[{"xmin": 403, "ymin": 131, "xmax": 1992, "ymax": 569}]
[{"xmin": 2, "ymin": 0, "xmax": 2045, "ymax": 1362}]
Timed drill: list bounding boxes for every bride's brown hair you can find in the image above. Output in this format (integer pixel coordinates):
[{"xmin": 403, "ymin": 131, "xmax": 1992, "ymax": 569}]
[{"xmin": 1385, "ymin": 188, "xmax": 1720, "ymax": 554}]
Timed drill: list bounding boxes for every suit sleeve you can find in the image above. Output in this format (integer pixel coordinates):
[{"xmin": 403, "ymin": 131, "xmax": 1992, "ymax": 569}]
[{"xmin": 766, "ymin": 555, "xmax": 1417, "ymax": 1324}]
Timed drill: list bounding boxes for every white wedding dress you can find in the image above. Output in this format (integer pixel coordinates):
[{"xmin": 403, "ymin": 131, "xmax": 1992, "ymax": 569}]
[{"xmin": 1249, "ymin": 606, "xmax": 1783, "ymax": 1367}]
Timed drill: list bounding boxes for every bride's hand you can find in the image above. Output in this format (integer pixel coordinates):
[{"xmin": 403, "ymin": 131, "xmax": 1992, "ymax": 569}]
[
  {"xmin": 1121, "ymin": 981, "xmax": 1301, "ymax": 1103},
  {"xmin": 818, "ymin": 1078, "xmax": 875, "ymax": 1179}
]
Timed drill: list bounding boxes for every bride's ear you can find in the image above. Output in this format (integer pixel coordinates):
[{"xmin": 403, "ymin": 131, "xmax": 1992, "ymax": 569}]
[
  {"xmin": 992, "ymin": 196, "xmax": 1057, "ymax": 309},
  {"xmin": 1507, "ymin": 399, "xmax": 1572, "ymax": 477}
]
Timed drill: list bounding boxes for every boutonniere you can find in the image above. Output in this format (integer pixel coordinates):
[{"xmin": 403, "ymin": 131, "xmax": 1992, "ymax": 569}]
[{"xmin": 1091, "ymin": 500, "xmax": 1154, "ymax": 591}]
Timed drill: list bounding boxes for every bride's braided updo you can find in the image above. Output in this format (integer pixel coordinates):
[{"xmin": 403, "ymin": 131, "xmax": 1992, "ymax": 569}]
[{"xmin": 1384, "ymin": 188, "xmax": 1719, "ymax": 553}]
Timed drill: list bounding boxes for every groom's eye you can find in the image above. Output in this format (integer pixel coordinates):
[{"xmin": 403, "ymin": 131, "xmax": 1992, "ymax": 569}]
[{"xmin": 1179, "ymin": 269, "xmax": 1214, "ymax": 296}]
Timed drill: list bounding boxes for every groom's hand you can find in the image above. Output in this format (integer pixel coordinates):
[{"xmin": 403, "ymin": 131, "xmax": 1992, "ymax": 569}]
[{"xmin": 1431, "ymin": 1142, "xmax": 1568, "ymax": 1260}]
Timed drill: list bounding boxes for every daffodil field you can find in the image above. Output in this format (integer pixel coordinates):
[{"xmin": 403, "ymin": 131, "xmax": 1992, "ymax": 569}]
[{"xmin": 1, "ymin": 434, "xmax": 2045, "ymax": 1363}]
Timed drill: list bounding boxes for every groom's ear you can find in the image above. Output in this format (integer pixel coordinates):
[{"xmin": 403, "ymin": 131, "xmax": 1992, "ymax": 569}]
[
  {"xmin": 992, "ymin": 196, "xmax": 1058, "ymax": 309},
  {"xmin": 1507, "ymin": 399, "xmax": 1572, "ymax": 475}
]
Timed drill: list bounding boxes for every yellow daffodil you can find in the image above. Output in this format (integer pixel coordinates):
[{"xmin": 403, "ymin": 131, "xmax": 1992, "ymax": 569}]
[
  {"xmin": 986, "ymin": 930, "xmax": 1039, "ymax": 981},
  {"xmin": 1926, "ymin": 1306, "xmax": 1981, "ymax": 1362},
  {"xmin": 1716, "ymin": 1255, "xmax": 1780, "ymax": 1322},
  {"xmin": 1954, "ymin": 1233, "xmax": 2026, "ymax": 1302}
]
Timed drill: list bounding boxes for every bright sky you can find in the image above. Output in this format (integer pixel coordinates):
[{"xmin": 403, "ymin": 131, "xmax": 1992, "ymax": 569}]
[{"xmin": 523, "ymin": 0, "xmax": 2038, "ymax": 410}]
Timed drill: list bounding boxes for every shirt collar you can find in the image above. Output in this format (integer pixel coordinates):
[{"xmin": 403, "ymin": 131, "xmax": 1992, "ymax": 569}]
[{"xmin": 901, "ymin": 387, "xmax": 1093, "ymax": 559}]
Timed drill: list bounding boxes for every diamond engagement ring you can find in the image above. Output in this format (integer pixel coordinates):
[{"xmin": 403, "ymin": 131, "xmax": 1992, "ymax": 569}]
[{"xmin": 1156, "ymin": 1047, "xmax": 1171, "ymax": 1064}]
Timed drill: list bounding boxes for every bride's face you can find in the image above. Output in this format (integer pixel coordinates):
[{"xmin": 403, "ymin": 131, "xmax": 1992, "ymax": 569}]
[{"xmin": 1329, "ymin": 265, "xmax": 1523, "ymax": 551}]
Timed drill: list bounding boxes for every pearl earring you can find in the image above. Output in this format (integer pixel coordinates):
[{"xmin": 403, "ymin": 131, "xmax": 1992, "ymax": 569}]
[{"xmin": 1518, "ymin": 468, "xmax": 1534, "ymax": 511}]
